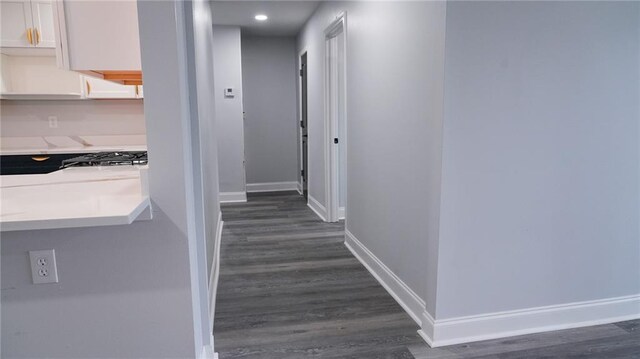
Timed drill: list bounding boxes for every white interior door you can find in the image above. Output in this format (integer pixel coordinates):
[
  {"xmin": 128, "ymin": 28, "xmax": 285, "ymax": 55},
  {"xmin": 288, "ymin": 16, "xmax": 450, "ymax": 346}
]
[
  {"xmin": 325, "ymin": 14, "xmax": 347, "ymax": 223},
  {"xmin": 336, "ymin": 31, "xmax": 346, "ymax": 220}
]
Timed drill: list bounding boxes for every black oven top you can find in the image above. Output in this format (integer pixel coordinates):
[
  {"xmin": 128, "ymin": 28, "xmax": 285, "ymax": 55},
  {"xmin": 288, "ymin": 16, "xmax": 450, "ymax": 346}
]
[{"xmin": 60, "ymin": 151, "xmax": 148, "ymax": 169}]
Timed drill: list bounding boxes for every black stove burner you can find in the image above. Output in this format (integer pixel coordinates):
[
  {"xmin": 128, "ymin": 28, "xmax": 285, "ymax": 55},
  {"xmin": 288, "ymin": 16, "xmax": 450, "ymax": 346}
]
[{"xmin": 60, "ymin": 151, "xmax": 148, "ymax": 169}]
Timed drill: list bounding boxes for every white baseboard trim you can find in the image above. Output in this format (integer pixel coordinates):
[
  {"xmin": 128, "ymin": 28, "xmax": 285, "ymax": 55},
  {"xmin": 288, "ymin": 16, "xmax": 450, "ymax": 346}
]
[
  {"xmin": 211, "ymin": 333, "xmax": 219, "ymax": 359},
  {"xmin": 418, "ymin": 311, "xmax": 436, "ymax": 347},
  {"xmin": 199, "ymin": 332, "xmax": 217, "ymax": 359},
  {"xmin": 208, "ymin": 212, "xmax": 224, "ymax": 325},
  {"xmin": 307, "ymin": 195, "xmax": 328, "ymax": 222},
  {"xmin": 344, "ymin": 229, "xmax": 425, "ymax": 326},
  {"xmin": 423, "ymin": 294, "xmax": 640, "ymax": 347},
  {"xmin": 344, "ymin": 229, "xmax": 640, "ymax": 349},
  {"xmin": 297, "ymin": 182, "xmax": 303, "ymax": 195},
  {"xmin": 200, "ymin": 343, "xmax": 216, "ymax": 359},
  {"xmin": 219, "ymin": 191, "xmax": 247, "ymax": 203},
  {"xmin": 246, "ymin": 181, "xmax": 299, "ymax": 193},
  {"xmin": 338, "ymin": 207, "xmax": 345, "ymax": 220}
]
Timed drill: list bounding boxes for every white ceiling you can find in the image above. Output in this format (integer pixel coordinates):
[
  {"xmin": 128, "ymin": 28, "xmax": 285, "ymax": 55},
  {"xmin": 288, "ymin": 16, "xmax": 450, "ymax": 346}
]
[{"xmin": 211, "ymin": 1, "xmax": 321, "ymax": 37}]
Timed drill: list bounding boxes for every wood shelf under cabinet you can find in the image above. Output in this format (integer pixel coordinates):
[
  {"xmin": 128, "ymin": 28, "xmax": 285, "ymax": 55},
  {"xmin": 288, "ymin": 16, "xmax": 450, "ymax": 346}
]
[{"xmin": 80, "ymin": 70, "xmax": 142, "ymax": 86}]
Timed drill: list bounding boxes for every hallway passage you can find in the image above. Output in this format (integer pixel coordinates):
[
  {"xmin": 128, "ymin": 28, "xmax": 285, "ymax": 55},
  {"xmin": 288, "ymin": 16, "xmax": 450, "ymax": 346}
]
[
  {"xmin": 213, "ymin": 192, "xmax": 640, "ymax": 358},
  {"xmin": 214, "ymin": 192, "xmax": 424, "ymax": 358}
]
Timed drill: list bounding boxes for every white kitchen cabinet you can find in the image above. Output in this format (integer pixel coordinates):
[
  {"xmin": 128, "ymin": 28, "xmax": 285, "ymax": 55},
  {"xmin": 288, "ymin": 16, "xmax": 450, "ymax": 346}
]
[
  {"xmin": 0, "ymin": 0, "xmax": 55, "ymax": 49},
  {"xmin": 54, "ymin": 1, "xmax": 141, "ymax": 77},
  {"xmin": 0, "ymin": 54, "xmax": 83, "ymax": 99},
  {"xmin": 83, "ymin": 76, "xmax": 137, "ymax": 99},
  {"xmin": 30, "ymin": 0, "xmax": 56, "ymax": 48},
  {"xmin": 1, "ymin": 0, "xmax": 33, "ymax": 47},
  {"xmin": 0, "ymin": 54, "xmax": 142, "ymax": 100}
]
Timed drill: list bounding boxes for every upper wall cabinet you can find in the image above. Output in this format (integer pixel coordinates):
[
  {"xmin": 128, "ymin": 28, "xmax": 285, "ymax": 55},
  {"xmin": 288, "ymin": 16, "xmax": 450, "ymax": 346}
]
[
  {"xmin": 30, "ymin": 0, "xmax": 55, "ymax": 47},
  {"xmin": 1, "ymin": 0, "xmax": 55, "ymax": 50},
  {"xmin": 53, "ymin": 0, "xmax": 142, "ymax": 84},
  {"xmin": 83, "ymin": 76, "xmax": 139, "ymax": 99},
  {"xmin": 0, "ymin": 54, "xmax": 83, "ymax": 99}
]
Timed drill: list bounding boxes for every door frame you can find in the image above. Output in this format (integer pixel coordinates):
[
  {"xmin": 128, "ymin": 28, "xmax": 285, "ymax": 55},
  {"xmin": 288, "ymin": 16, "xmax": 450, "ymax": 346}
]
[
  {"xmin": 324, "ymin": 12, "xmax": 347, "ymax": 223},
  {"xmin": 297, "ymin": 48, "xmax": 308, "ymax": 197}
]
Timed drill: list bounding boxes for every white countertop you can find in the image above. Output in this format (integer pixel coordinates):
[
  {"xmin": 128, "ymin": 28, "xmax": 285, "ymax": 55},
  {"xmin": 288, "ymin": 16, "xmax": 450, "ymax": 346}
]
[
  {"xmin": 0, "ymin": 135, "xmax": 147, "ymax": 155},
  {"xmin": 0, "ymin": 166, "xmax": 151, "ymax": 232}
]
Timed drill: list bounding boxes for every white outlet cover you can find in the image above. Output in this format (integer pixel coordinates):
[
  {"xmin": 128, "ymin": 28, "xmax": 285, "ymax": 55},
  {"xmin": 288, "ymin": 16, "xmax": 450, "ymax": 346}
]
[
  {"xmin": 48, "ymin": 116, "xmax": 58, "ymax": 128},
  {"xmin": 29, "ymin": 249, "xmax": 59, "ymax": 284}
]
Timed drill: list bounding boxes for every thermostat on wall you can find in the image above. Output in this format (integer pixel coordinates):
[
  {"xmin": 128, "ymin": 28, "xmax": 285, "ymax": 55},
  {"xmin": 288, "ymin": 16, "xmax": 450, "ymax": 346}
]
[{"xmin": 224, "ymin": 88, "xmax": 235, "ymax": 98}]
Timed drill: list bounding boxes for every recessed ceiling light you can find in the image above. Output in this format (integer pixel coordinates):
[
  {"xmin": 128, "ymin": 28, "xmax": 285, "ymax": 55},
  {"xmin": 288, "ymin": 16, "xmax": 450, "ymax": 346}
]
[{"xmin": 255, "ymin": 14, "xmax": 268, "ymax": 21}]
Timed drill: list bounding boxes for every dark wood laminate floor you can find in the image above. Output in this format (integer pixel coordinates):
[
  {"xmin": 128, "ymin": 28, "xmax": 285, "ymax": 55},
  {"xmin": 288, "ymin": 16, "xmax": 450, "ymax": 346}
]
[
  {"xmin": 214, "ymin": 192, "xmax": 423, "ymax": 358},
  {"xmin": 214, "ymin": 192, "xmax": 640, "ymax": 358}
]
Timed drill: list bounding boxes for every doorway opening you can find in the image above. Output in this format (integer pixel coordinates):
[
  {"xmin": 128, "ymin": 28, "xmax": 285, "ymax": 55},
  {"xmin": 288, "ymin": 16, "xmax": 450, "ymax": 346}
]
[
  {"xmin": 325, "ymin": 13, "xmax": 346, "ymax": 222},
  {"xmin": 299, "ymin": 51, "xmax": 308, "ymax": 199}
]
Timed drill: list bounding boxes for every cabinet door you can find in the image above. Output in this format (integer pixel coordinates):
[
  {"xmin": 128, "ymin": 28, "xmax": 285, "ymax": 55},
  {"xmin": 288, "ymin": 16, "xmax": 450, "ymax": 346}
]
[
  {"xmin": 30, "ymin": 0, "xmax": 55, "ymax": 48},
  {"xmin": 0, "ymin": 0, "xmax": 34, "ymax": 48},
  {"xmin": 58, "ymin": 1, "xmax": 141, "ymax": 71},
  {"xmin": 84, "ymin": 76, "xmax": 137, "ymax": 99}
]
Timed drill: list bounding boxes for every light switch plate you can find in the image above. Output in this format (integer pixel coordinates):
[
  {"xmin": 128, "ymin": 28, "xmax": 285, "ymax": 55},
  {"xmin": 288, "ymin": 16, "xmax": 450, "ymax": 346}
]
[{"xmin": 29, "ymin": 249, "xmax": 59, "ymax": 284}]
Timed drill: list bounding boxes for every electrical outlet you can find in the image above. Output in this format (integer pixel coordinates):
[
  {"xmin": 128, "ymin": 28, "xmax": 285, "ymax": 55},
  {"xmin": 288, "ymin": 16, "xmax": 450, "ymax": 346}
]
[
  {"xmin": 48, "ymin": 116, "xmax": 58, "ymax": 128},
  {"xmin": 29, "ymin": 249, "xmax": 59, "ymax": 284}
]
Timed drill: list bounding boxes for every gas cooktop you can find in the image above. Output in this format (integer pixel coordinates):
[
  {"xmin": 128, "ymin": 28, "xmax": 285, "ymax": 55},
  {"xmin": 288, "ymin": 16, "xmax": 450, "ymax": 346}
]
[{"xmin": 60, "ymin": 151, "xmax": 148, "ymax": 169}]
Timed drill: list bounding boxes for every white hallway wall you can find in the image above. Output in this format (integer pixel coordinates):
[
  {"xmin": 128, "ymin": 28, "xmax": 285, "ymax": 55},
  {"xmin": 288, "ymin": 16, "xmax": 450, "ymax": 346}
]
[
  {"xmin": 297, "ymin": 0, "xmax": 445, "ymax": 318},
  {"xmin": 297, "ymin": 0, "xmax": 640, "ymax": 347},
  {"xmin": 187, "ymin": 0, "xmax": 222, "ymax": 341},
  {"xmin": 242, "ymin": 35, "xmax": 299, "ymax": 191},
  {"xmin": 1, "ymin": 1, "xmax": 220, "ymax": 357},
  {"xmin": 213, "ymin": 26, "xmax": 246, "ymax": 201},
  {"xmin": 433, "ymin": 0, "xmax": 640, "ymax": 338}
]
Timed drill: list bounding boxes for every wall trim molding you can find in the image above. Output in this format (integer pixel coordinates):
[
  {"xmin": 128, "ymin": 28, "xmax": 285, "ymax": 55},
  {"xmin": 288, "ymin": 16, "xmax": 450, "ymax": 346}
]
[
  {"xmin": 338, "ymin": 207, "xmax": 345, "ymax": 220},
  {"xmin": 246, "ymin": 181, "xmax": 299, "ymax": 193},
  {"xmin": 418, "ymin": 311, "xmax": 436, "ymax": 347},
  {"xmin": 297, "ymin": 182, "xmax": 303, "ymax": 195},
  {"xmin": 208, "ymin": 333, "xmax": 219, "ymax": 359},
  {"xmin": 208, "ymin": 212, "xmax": 224, "ymax": 326},
  {"xmin": 307, "ymin": 195, "xmax": 328, "ymax": 222},
  {"xmin": 219, "ymin": 192, "xmax": 247, "ymax": 203},
  {"xmin": 344, "ymin": 229, "xmax": 426, "ymax": 326},
  {"xmin": 199, "ymin": 341, "xmax": 216, "ymax": 359},
  {"xmin": 420, "ymin": 294, "xmax": 640, "ymax": 348},
  {"xmin": 343, "ymin": 229, "xmax": 640, "ymax": 348}
]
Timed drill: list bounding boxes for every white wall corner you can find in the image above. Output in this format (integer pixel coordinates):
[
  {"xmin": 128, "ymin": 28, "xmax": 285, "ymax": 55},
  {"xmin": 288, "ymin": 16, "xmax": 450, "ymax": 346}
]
[
  {"xmin": 219, "ymin": 191, "xmax": 247, "ymax": 203},
  {"xmin": 209, "ymin": 212, "xmax": 224, "ymax": 325},
  {"xmin": 246, "ymin": 181, "xmax": 299, "ymax": 193},
  {"xmin": 297, "ymin": 181, "xmax": 303, "ymax": 195},
  {"xmin": 307, "ymin": 195, "xmax": 328, "ymax": 222},
  {"xmin": 344, "ymin": 229, "xmax": 426, "ymax": 327},
  {"xmin": 338, "ymin": 207, "xmax": 345, "ymax": 220},
  {"xmin": 424, "ymin": 294, "xmax": 640, "ymax": 348}
]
